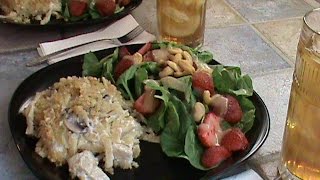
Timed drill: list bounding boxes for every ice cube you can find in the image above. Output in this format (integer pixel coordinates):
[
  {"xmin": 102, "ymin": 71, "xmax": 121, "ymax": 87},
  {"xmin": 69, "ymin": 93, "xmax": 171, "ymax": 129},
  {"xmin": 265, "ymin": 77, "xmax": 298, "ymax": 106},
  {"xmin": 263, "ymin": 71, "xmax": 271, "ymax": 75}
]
[{"xmin": 162, "ymin": 7, "xmax": 190, "ymax": 23}]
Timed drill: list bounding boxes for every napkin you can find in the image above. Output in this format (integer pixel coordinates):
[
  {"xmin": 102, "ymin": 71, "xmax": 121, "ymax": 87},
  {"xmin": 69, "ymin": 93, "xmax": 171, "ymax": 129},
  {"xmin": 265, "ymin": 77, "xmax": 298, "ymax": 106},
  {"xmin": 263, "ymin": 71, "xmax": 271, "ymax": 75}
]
[{"xmin": 38, "ymin": 15, "xmax": 156, "ymax": 64}]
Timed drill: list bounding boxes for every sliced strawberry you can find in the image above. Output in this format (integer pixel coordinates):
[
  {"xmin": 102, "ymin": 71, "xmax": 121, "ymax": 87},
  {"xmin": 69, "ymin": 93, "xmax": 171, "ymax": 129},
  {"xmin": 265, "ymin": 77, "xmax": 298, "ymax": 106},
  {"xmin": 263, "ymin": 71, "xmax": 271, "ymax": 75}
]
[
  {"xmin": 143, "ymin": 51, "xmax": 154, "ymax": 62},
  {"xmin": 224, "ymin": 95, "xmax": 243, "ymax": 123},
  {"xmin": 134, "ymin": 89, "xmax": 160, "ymax": 115},
  {"xmin": 96, "ymin": 0, "xmax": 116, "ymax": 16},
  {"xmin": 198, "ymin": 123, "xmax": 216, "ymax": 148},
  {"xmin": 138, "ymin": 42, "xmax": 152, "ymax": 56},
  {"xmin": 201, "ymin": 146, "xmax": 231, "ymax": 168},
  {"xmin": 114, "ymin": 58, "xmax": 134, "ymax": 79},
  {"xmin": 221, "ymin": 128, "xmax": 248, "ymax": 152},
  {"xmin": 192, "ymin": 71, "xmax": 214, "ymax": 94},
  {"xmin": 69, "ymin": 0, "xmax": 88, "ymax": 17},
  {"xmin": 119, "ymin": 46, "xmax": 131, "ymax": 59},
  {"xmin": 198, "ymin": 112, "xmax": 221, "ymax": 147}
]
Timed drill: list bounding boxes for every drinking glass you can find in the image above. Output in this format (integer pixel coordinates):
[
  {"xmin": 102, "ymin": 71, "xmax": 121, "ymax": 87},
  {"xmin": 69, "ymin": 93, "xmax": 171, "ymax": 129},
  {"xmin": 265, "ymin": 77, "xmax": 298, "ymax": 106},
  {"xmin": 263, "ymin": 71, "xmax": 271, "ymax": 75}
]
[
  {"xmin": 156, "ymin": 0, "xmax": 207, "ymax": 47},
  {"xmin": 278, "ymin": 8, "xmax": 320, "ymax": 179}
]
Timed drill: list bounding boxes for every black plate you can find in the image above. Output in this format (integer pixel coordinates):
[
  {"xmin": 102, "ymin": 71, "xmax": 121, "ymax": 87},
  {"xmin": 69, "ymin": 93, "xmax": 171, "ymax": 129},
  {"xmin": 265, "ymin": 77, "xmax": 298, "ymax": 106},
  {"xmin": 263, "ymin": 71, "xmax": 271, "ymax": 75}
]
[
  {"xmin": 8, "ymin": 46, "xmax": 270, "ymax": 180},
  {"xmin": 0, "ymin": 0, "xmax": 142, "ymax": 27}
]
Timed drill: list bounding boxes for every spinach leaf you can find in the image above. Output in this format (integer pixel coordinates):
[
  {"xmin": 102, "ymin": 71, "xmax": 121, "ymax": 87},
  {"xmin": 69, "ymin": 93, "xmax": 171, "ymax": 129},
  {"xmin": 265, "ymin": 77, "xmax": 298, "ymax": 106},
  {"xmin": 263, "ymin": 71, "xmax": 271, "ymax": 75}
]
[
  {"xmin": 177, "ymin": 76, "xmax": 193, "ymax": 104},
  {"xmin": 116, "ymin": 62, "xmax": 159, "ymax": 101},
  {"xmin": 102, "ymin": 48, "xmax": 119, "ymax": 84},
  {"xmin": 144, "ymin": 80, "xmax": 170, "ymax": 133},
  {"xmin": 235, "ymin": 96, "xmax": 256, "ymax": 133},
  {"xmin": 62, "ymin": 0, "xmax": 70, "ymax": 19},
  {"xmin": 212, "ymin": 65, "xmax": 253, "ymax": 97},
  {"xmin": 196, "ymin": 50, "xmax": 214, "ymax": 64},
  {"xmin": 88, "ymin": 0, "xmax": 101, "ymax": 19},
  {"xmin": 82, "ymin": 52, "xmax": 102, "ymax": 76},
  {"xmin": 134, "ymin": 68, "xmax": 148, "ymax": 97},
  {"xmin": 144, "ymin": 79, "xmax": 170, "ymax": 104},
  {"xmin": 185, "ymin": 126, "xmax": 208, "ymax": 170},
  {"xmin": 147, "ymin": 103, "xmax": 167, "ymax": 133},
  {"xmin": 160, "ymin": 102, "xmax": 186, "ymax": 157},
  {"xmin": 160, "ymin": 96, "xmax": 194, "ymax": 158},
  {"xmin": 115, "ymin": 6, "xmax": 125, "ymax": 14}
]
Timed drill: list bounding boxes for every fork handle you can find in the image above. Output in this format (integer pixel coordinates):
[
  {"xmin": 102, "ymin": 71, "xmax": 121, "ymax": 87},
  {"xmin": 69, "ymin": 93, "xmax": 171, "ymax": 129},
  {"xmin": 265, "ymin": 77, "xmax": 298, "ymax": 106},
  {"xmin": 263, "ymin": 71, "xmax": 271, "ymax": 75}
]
[{"xmin": 26, "ymin": 39, "xmax": 112, "ymax": 67}]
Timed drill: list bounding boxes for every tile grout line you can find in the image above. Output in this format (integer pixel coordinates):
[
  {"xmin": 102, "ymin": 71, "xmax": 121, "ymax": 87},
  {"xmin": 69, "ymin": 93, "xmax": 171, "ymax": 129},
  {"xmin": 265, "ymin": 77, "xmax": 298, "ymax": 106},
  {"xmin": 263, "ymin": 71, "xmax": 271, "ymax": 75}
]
[
  {"xmin": 251, "ymin": 67, "xmax": 294, "ymax": 78},
  {"xmin": 249, "ymin": 23, "xmax": 295, "ymax": 67},
  {"xmin": 212, "ymin": 0, "xmax": 296, "ymax": 68}
]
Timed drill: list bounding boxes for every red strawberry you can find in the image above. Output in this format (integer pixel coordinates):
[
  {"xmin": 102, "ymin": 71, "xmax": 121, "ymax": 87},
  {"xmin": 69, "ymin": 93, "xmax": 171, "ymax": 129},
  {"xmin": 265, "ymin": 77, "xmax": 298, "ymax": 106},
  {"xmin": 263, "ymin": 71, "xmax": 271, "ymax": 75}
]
[
  {"xmin": 96, "ymin": 0, "xmax": 116, "ymax": 16},
  {"xmin": 224, "ymin": 95, "xmax": 243, "ymax": 123},
  {"xmin": 221, "ymin": 128, "xmax": 248, "ymax": 152},
  {"xmin": 192, "ymin": 71, "xmax": 214, "ymax": 94},
  {"xmin": 143, "ymin": 51, "xmax": 154, "ymax": 62},
  {"xmin": 119, "ymin": 46, "xmax": 131, "ymax": 59},
  {"xmin": 69, "ymin": 0, "xmax": 88, "ymax": 17},
  {"xmin": 114, "ymin": 58, "xmax": 134, "ymax": 79},
  {"xmin": 134, "ymin": 89, "xmax": 160, "ymax": 115},
  {"xmin": 201, "ymin": 146, "xmax": 231, "ymax": 168},
  {"xmin": 138, "ymin": 42, "xmax": 152, "ymax": 55},
  {"xmin": 197, "ymin": 112, "xmax": 221, "ymax": 147}
]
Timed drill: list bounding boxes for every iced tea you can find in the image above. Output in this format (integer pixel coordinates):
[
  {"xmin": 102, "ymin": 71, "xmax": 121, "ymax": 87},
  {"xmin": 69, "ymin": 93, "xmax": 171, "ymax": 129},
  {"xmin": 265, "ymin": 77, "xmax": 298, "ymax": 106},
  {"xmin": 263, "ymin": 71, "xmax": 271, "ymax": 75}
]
[
  {"xmin": 156, "ymin": 0, "xmax": 206, "ymax": 47},
  {"xmin": 278, "ymin": 8, "xmax": 320, "ymax": 180}
]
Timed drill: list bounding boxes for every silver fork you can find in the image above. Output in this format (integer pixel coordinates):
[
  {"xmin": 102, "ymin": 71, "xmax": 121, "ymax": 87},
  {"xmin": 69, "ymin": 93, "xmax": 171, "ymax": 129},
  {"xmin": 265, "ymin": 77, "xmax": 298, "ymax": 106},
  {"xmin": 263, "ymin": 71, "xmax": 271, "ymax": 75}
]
[{"xmin": 26, "ymin": 25, "xmax": 144, "ymax": 67}]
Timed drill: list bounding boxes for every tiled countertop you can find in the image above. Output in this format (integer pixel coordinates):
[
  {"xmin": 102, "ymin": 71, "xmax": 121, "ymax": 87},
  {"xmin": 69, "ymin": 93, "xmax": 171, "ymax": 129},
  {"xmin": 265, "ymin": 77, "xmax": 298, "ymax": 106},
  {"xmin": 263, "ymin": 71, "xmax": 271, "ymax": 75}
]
[{"xmin": 0, "ymin": 0, "xmax": 319, "ymax": 179}]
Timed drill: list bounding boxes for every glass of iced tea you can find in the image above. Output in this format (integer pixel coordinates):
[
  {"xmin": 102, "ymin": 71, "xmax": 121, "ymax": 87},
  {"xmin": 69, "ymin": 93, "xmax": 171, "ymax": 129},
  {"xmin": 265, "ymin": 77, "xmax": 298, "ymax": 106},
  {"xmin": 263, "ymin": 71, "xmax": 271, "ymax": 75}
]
[
  {"xmin": 156, "ymin": 0, "xmax": 207, "ymax": 47},
  {"xmin": 278, "ymin": 8, "xmax": 320, "ymax": 179}
]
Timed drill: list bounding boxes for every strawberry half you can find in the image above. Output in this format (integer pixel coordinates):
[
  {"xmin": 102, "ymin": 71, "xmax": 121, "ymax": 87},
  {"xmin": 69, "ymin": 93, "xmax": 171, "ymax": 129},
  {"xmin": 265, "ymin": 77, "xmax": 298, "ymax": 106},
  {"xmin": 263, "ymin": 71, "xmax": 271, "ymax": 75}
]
[
  {"xmin": 96, "ymin": 0, "xmax": 116, "ymax": 16},
  {"xmin": 119, "ymin": 46, "xmax": 131, "ymax": 59},
  {"xmin": 201, "ymin": 146, "xmax": 231, "ymax": 168},
  {"xmin": 197, "ymin": 112, "xmax": 221, "ymax": 147},
  {"xmin": 134, "ymin": 89, "xmax": 160, "ymax": 115},
  {"xmin": 69, "ymin": 0, "xmax": 88, "ymax": 17},
  {"xmin": 192, "ymin": 71, "xmax": 215, "ymax": 94},
  {"xmin": 114, "ymin": 58, "xmax": 134, "ymax": 79},
  {"xmin": 221, "ymin": 128, "xmax": 248, "ymax": 152},
  {"xmin": 224, "ymin": 95, "xmax": 243, "ymax": 123}
]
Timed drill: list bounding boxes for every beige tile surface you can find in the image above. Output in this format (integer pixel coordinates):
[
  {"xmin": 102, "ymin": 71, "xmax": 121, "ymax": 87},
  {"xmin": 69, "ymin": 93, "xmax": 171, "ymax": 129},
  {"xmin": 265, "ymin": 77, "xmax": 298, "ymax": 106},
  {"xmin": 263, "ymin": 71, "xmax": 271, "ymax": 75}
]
[
  {"xmin": 254, "ymin": 18, "xmax": 303, "ymax": 62},
  {"xmin": 206, "ymin": 0, "xmax": 245, "ymax": 28},
  {"xmin": 304, "ymin": 0, "xmax": 320, "ymax": 7}
]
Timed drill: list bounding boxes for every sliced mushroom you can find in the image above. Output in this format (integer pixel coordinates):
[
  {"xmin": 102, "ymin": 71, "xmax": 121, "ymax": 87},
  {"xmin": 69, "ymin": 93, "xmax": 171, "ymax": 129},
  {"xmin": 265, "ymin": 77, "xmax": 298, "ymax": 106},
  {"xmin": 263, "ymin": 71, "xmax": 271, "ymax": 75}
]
[{"xmin": 64, "ymin": 114, "xmax": 88, "ymax": 134}]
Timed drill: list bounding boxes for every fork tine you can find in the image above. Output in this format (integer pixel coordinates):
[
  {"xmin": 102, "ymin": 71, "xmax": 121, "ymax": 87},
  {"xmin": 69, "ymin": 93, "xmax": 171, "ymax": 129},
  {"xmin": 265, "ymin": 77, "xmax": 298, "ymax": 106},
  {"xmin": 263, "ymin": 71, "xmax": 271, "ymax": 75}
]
[{"xmin": 118, "ymin": 25, "xmax": 144, "ymax": 44}]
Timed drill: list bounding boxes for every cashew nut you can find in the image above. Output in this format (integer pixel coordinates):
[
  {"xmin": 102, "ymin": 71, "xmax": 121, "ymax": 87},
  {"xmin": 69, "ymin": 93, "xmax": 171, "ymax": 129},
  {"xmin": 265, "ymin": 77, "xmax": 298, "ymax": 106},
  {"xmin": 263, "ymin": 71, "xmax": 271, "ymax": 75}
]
[
  {"xmin": 159, "ymin": 66, "xmax": 174, "ymax": 78},
  {"xmin": 193, "ymin": 102, "xmax": 206, "ymax": 123},
  {"xmin": 203, "ymin": 90, "xmax": 212, "ymax": 105},
  {"xmin": 182, "ymin": 51, "xmax": 193, "ymax": 62},
  {"xmin": 167, "ymin": 61, "xmax": 182, "ymax": 72},
  {"xmin": 174, "ymin": 71, "xmax": 189, "ymax": 77},
  {"xmin": 178, "ymin": 60, "xmax": 195, "ymax": 74},
  {"xmin": 168, "ymin": 47, "xmax": 183, "ymax": 55},
  {"xmin": 132, "ymin": 52, "xmax": 143, "ymax": 64}
]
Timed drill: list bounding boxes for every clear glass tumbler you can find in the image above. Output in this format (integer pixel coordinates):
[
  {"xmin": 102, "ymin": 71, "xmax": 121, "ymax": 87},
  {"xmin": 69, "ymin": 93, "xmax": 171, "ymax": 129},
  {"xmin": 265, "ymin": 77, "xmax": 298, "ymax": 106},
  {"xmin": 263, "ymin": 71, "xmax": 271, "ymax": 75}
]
[
  {"xmin": 278, "ymin": 8, "xmax": 320, "ymax": 180},
  {"xmin": 156, "ymin": 0, "xmax": 207, "ymax": 47}
]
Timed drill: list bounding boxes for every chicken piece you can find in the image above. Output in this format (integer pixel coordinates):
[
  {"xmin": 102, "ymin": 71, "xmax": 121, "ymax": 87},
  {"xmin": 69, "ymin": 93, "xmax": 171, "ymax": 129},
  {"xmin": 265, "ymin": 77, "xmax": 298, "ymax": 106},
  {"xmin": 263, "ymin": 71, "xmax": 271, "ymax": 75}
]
[{"xmin": 68, "ymin": 151, "xmax": 110, "ymax": 180}]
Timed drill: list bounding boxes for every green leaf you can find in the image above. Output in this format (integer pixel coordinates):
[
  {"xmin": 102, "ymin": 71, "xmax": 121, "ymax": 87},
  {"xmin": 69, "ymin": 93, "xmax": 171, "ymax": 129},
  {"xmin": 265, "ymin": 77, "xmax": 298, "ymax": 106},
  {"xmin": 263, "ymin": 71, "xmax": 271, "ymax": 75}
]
[
  {"xmin": 235, "ymin": 96, "xmax": 256, "ymax": 133},
  {"xmin": 160, "ymin": 102, "xmax": 186, "ymax": 157},
  {"xmin": 144, "ymin": 79, "xmax": 170, "ymax": 105},
  {"xmin": 134, "ymin": 68, "xmax": 148, "ymax": 97},
  {"xmin": 196, "ymin": 50, "xmax": 214, "ymax": 64},
  {"xmin": 62, "ymin": 0, "xmax": 70, "ymax": 19},
  {"xmin": 160, "ymin": 96, "xmax": 195, "ymax": 158},
  {"xmin": 212, "ymin": 65, "xmax": 253, "ymax": 97},
  {"xmin": 116, "ymin": 62, "xmax": 159, "ymax": 101},
  {"xmin": 82, "ymin": 52, "xmax": 103, "ymax": 77},
  {"xmin": 102, "ymin": 48, "xmax": 119, "ymax": 83},
  {"xmin": 147, "ymin": 103, "xmax": 167, "ymax": 133},
  {"xmin": 184, "ymin": 126, "xmax": 208, "ymax": 170},
  {"xmin": 115, "ymin": 6, "xmax": 125, "ymax": 14},
  {"xmin": 89, "ymin": 0, "xmax": 101, "ymax": 19}
]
